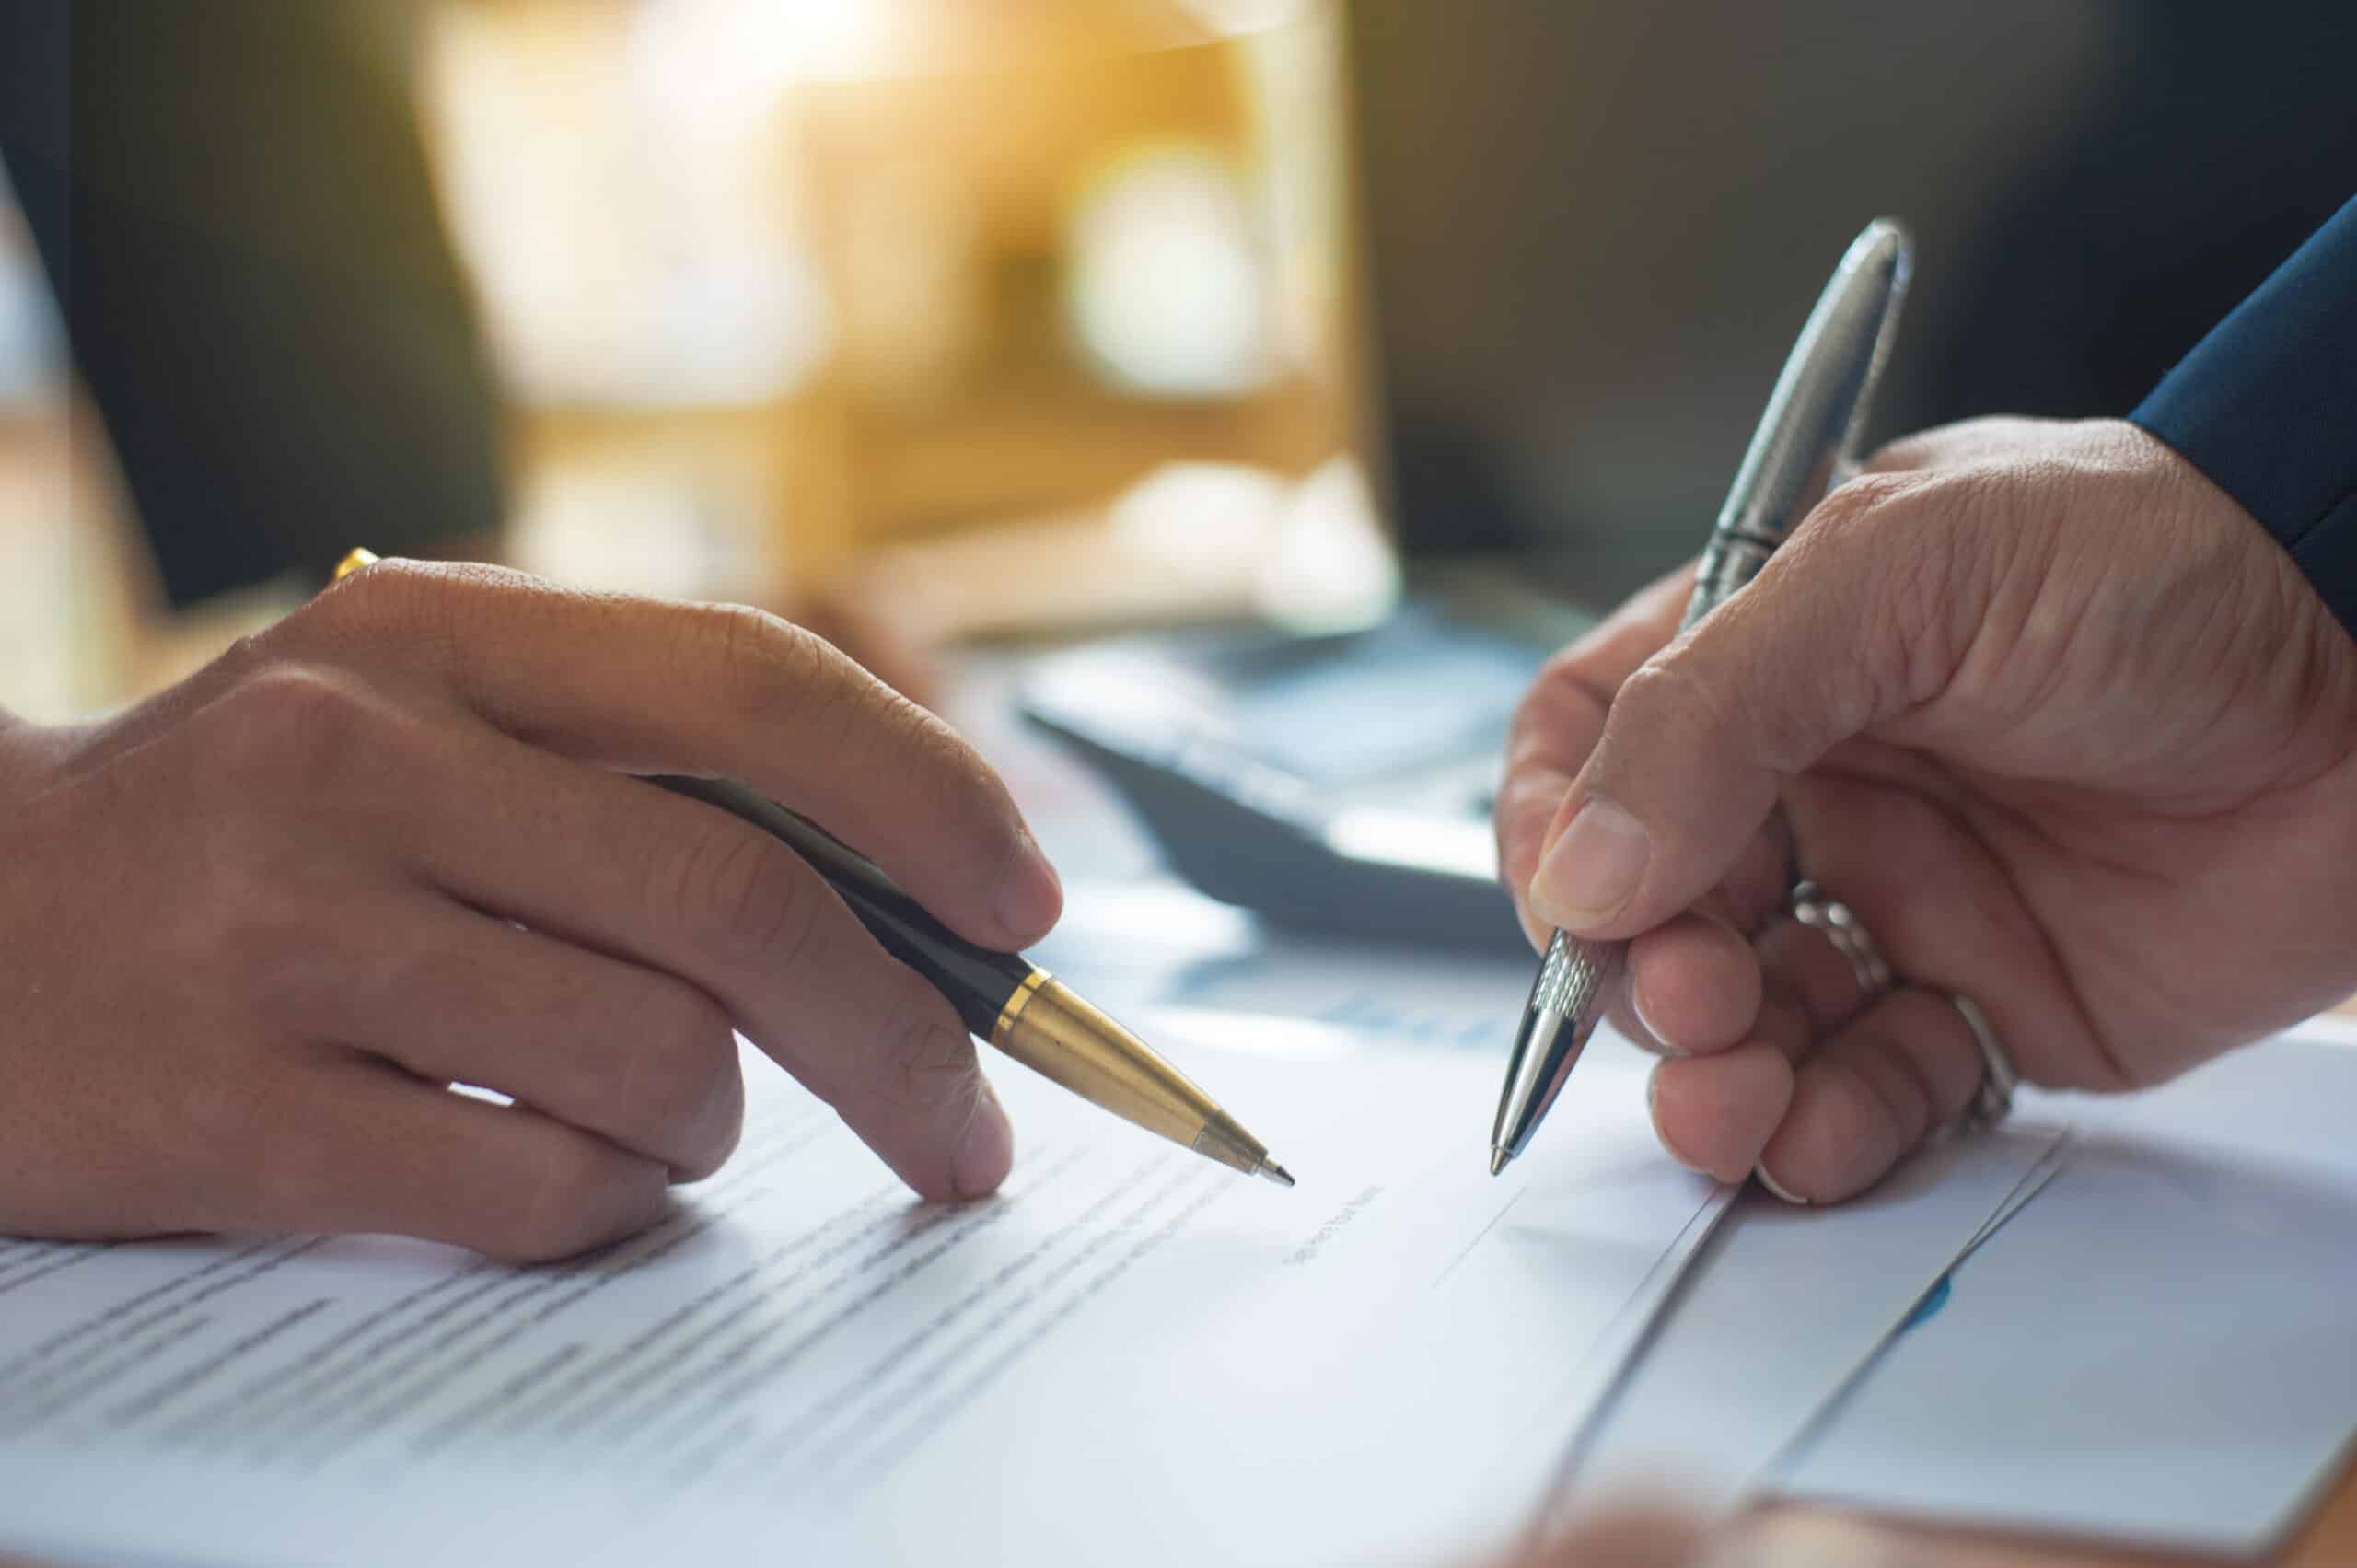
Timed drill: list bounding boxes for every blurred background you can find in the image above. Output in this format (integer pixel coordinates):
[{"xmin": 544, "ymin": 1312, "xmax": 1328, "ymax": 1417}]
[{"xmin": 3, "ymin": 0, "xmax": 2353, "ymax": 725}]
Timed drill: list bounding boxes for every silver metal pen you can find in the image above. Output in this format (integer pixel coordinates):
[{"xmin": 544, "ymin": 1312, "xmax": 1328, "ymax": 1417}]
[{"xmin": 1488, "ymin": 219, "xmax": 1913, "ymax": 1175}]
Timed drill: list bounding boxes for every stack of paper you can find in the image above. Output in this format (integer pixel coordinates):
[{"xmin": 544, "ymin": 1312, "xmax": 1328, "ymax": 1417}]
[
  {"xmin": 1772, "ymin": 1026, "xmax": 2357, "ymax": 1557},
  {"xmin": 1551, "ymin": 1120, "xmax": 2072, "ymax": 1518},
  {"xmin": 0, "ymin": 1022, "xmax": 1720, "ymax": 1568}
]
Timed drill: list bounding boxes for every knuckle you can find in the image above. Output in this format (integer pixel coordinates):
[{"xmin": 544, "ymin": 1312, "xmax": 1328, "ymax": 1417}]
[
  {"xmin": 1784, "ymin": 470, "xmax": 1929, "ymax": 621},
  {"xmin": 175, "ymin": 1073, "xmax": 278, "ymax": 1214},
  {"xmin": 398, "ymin": 941, "xmax": 503, "ymax": 1027},
  {"xmin": 1622, "ymin": 643, "xmax": 1829, "ymax": 794},
  {"xmin": 615, "ymin": 986, "xmax": 741, "ymax": 1156},
  {"xmin": 1821, "ymin": 1049, "xmax": 1928, "ymax": 1161},
  {"xmin": 1490, "ymin": 781, "xmax": 1558, "ymax": 871},
  {"xmin": 874, "ymin": 1005, "xmax": 978, "ymax": 1111},
  {"xmin": 1606, "ymin": 656, "xmax": 1725, "ymax": 758},
  {"xmin": 312, "ymin": 556, "xmax": 497, "ymax": 631},
  {"xmin": 664, "ymin": 820, "xmax": 822, "ymax": 969},
  {"xmin": 698, "ymin": 602, "xmax": 913, "ymax": 779},
  {"xmin": 1803, "ymin": 470, "xmax": 1914, "ymax": 541},
  {"xmin": 1508, "ymin": 651, "xmax": 1576, "ymax": 738},
  {"xmin": 195, "ymin": 665, "xmax": 384, "ymax": 801},
  {"xmin": 193, "ymin": 1065, "xmax": 345, "ymax": 1229},
  {"xmin": 699, "ymin": 602, "xmax": 836, "ymax": 726},
  {"xmin": 807, "ymin": 646, "xmax": 880, "ymax": 759},
  {"xmin": 503, "ymin": 1136, "xmax": 635, "ymax": 1263},
  {"xmin": 1862, "ymin": 477, "xmax": 1988, "ymax": 709},
  {"xmin": 1800, "ymin": 470, "xmax": 1953, "ymax": 603},
  {"xmin": 909, "ymin": 716, "xmax": 1007, "ymax": 842},
  {"xmin": 680, "ymin": 1062, "xmax": 746, "ymax": 1179},
  {"xmin": 1506, "ymin": 654, "xmax": 1605, "ymax": 773},
  {"xmin": 213, "ymin": 625, "xmax": 277, "ymax": 681},
  {"xmin": 210, "ymin": 879, "xmax": 339, "ymax": 1020},
  {"xmin": 298, "ymin": 557, "xmax": 556, "ymax": 683},
  {"xmin": 1858, "ymin": 431, "xmax": 1933, "ymax": 475}
]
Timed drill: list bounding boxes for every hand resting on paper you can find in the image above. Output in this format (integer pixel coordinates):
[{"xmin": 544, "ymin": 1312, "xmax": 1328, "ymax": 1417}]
[
  {"xmin": 1496, "ymin": 418, "xmax": 2357, "ymax": 1202},
  {"xmin": 0, "ymin": 561, "xmax": 1060, "ymax": 1260}
]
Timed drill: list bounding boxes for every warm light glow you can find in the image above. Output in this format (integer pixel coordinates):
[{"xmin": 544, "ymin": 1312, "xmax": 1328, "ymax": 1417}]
[
  {"xmin": 1169, "ymin": 0, "xmax": 1316, "ymax": 34},
  {"xmin": 424, "ymin": 1, "xmax": 833, "ymax": 407},
  {"xmin": 1252, "ymin": 456, "xmax": 1400, "ymax": 631},
  {"xmin": 1064, "ymin": 145, "xmax": 1274, "ymax": 399},
  {"xmin": 631, "ymin": 0, "xmax": 902, "ymax": 134}
]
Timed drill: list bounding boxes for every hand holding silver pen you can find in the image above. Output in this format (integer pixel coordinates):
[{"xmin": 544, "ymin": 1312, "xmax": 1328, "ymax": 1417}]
[
  {"xmin": 1488, "ymin": 207, "xmax": 2357, "ymax": 1204},
  {"xmin": 1489, "ymin": 221, "xmax": 1913, "ymax": 1176}
]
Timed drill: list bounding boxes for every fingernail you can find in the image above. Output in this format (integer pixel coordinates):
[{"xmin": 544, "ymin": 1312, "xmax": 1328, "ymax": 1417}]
[
  {"xmin": 1630, "ymin": 977, "xmax": 1686, "ymax": 1056},
  {"xmin": 997, "ymin": 830, "xmax": 1063, "ymax": 939},
  {"xmin": 1529, "ymin": 798, "xmax": 1650, "ymax": 929},
  {"xmin": 1648, "ymin": 1068, "xmax": 1704, "ymax": 1173},
  {"xmin": 1754, "ymin": 1161, "xmax": 1811, "ymax": 1205},
  {"xmin": 953, "ymin": 1079, "xmax": 1015, "ymax": 1200}
]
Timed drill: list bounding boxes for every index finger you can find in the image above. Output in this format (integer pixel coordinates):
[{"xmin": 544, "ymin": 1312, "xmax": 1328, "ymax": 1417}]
[
  {"xmin": 305, "ymin": 561, "xmax": 1061, "ymax": 951},
  {"xmin": 1497, "ymin": 562, "xmax": 1697, "ymax": 945}
]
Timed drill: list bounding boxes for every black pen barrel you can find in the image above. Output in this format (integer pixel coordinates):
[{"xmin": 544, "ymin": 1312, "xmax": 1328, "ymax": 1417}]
[{"xmin": 648, "ymin": 774, "xmax": 1033, "ymax": 1040}]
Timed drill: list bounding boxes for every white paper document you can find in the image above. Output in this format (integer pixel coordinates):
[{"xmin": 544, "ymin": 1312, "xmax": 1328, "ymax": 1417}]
[
  {"xmin": 1776, "ymin": 1029, "xmax": 2357, "ymax": 1557},
  {"xmin": 1551, "ymin": 1120, "xmax": 2073, "ymax": 1517},
  {"xmin": 0, "ymin": 1018, "xmax": 1718, "ymax": 1568}
]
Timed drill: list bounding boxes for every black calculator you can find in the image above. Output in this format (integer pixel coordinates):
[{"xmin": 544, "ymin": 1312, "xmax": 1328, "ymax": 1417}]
[{"xmin": 1018, "ymin": 598, "xmax": 1587, "ymax": 953}]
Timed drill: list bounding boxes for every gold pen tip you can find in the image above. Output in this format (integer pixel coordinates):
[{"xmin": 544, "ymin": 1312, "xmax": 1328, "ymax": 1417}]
[
  {"xmin": 1488, "ymin": 1147, "xmax": 1512, "ymax": 1178},
  {"xmin": 1257, "ymin": 1159, "xmax": 1295, "ymax": 1189}
]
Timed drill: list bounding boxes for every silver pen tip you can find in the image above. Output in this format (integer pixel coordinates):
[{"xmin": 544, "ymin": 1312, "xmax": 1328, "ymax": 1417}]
[
  {"xmin": 1489, "ymin": 1147, "xmax": 1512, "ymax": 1178},
  {"xmin": 1257, "ymin": 1159, "xmax": 1295, "ymax": 1189}
]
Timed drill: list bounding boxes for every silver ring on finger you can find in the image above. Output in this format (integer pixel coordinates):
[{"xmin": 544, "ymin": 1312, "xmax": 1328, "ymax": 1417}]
[
  {"xmin": 1948, "ymin": 992, "xmax": 2018, "ymax": 1131},
  {"xmin": 1788, "ymin": 880, "xmax": 1894, "ymax": 1004}
]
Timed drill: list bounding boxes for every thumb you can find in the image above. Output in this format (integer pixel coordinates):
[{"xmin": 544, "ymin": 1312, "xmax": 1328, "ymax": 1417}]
[{"xmin": 1527, "ymin": 475, "xmax": 1972, "ymax": 938}]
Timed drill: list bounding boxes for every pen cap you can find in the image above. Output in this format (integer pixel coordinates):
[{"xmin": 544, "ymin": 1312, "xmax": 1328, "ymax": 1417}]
[{"xmin": 1713, "ymin": 219, "xmax": 1911, "ymax": 554}]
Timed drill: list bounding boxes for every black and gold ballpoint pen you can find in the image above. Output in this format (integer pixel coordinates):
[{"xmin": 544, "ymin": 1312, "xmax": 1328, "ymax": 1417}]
[
  {"xmin": 331, "ymin": 548, "xmax": 1294, "ymax": 1190},
  {"xmin": 1487, "ymin": 219, "xmax": 1912, "ymax": 1176},
  {"xmin": 653, "ymin": 772, "xmax": 1295, "ymax": 1187}
]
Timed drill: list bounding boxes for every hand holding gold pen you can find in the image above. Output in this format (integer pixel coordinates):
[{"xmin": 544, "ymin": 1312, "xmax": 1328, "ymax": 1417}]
[
  {"xmin": 331, "ymin": 551, "xmax": 1293, "ymax": 1196},
  {"xmin": 0, "ymin": 539, "xmax": 1291, "ymax": 1265}
]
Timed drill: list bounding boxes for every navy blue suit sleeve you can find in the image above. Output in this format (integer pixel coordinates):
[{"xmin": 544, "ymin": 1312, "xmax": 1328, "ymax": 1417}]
[{"xmin": 2131, "ymin": 194, "xmax": 2357, "ymax": 640}]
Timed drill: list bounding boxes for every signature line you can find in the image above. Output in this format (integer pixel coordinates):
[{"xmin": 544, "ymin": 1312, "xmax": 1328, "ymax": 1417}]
[{"xmin": 1434, "ymin": 1188, "xmax": 1525, "ymax": 1288}]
